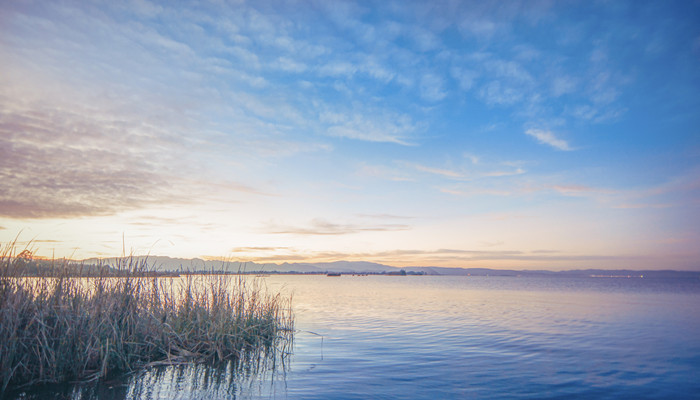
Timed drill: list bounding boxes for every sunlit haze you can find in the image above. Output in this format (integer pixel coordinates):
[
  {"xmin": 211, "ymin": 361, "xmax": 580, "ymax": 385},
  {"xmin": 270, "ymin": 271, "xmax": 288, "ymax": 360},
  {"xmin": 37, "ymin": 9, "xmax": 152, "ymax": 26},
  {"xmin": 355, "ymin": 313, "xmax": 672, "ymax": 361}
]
[{"xmin": 1, "ymin": 1, "xmax": 699, "ymax": 270}]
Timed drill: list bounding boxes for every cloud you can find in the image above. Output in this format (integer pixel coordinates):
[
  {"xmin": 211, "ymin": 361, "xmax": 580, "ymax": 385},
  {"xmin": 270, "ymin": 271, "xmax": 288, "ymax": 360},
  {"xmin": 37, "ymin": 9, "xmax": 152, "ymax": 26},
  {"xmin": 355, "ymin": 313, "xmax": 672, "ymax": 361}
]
[
  {"xmin": 613, "ymin": 203, "xmax": 673, "ymax": 209},
  {"xmin": 359, "ymin": 58, "xmax": 396, "ymax": 83},
  {"xmin": 326, "ymin": 126, "xmax": 410, "ymax": 145},
  {"xmin": 464, "ymin": 153, "xmax": 480, "ymax": 164},
  {"xmin": 318, "ymin": 61, "xmax": 358, "ymax": 78},
  {"xmin": 124, "ymin": 215, "xmax": 195, "ymax": 227},
  {"xmin": 321, "ymin": 110, "xmax": 416, "ymax": 145},
  {"xmin": 263, "ymin": 247, "xmax": 643, "ymax": 265},
  {"xmin": 524, "ymin": 128, "xmax": 573, "ymax": 151},
  {"xmin": 644, "ymin": 169, "xmax": 700, "ymax": 198},
  {"xmin": 551, "ymin": 75, "xmax": 578, "ymax": 97},
  {"xmin": 459, "ymin": 18, "xmax": 499, "ymax": 38},
  {"xmin": 264, "ymin": 218, "xmax": 411, "ymax": 236},
  {"xmin": 231, "ymin": 246, "xmax": 291, "ymax": 253},
  {"xmin": 0, "ymin": 77, "xmax": 274, "ymax": 219},
  {"xmin": 487, "ymin": 59, "xmax": 533, "ymax": 83},
  {"xmin": 450, "ymin": 67, "xmax": 478, "ymax": 91},
  {"xmin": 317, "ymin": 55, "xmax": 397, "ymax": 85},
  {"xmin": 341, "ymin": 248, "xmax": 523, "ymax": 257},
  {"xmin": 569, "ymin": 104, "xmax": 627, "ymax": 123},
  {"xmin": 479, "ymin": 81, "xmax": 523, "ymax": 105},
  {"xmin": 410, "ymin": 163, "xmax": 464, "ymax": 179},
  {"xmin": 406, "ymin": 158, "xmax": 525, "ymax": 182},
  {"xmin": 419, "ymin": 73, "xmax": 447, "ymax": 102},
  {"xmin": 184, "ymin": 179, "xmax": 274, "ymax": 197},
  {"xmin": 411, "ymin": 28, "xmax": 442, "ymax": 52},
  {"xmin": 441, "ymin": 187, "xmax": 512, "ymax": 197},
  {"xmin": 570, "ymin": 105, "xmax": 597, "ymax": 120},
  {"xmin": 551, "ymin": 184, "xmax": 615, "ymax": 196},
  {"xmin": 482, "ymin": 168, "xmax": 525, "ymax": 177},
  {"xmin": 0, "ymin": 102, "xmax": 180, "ymax": 219},
  {"xmin": 355, "ymin": 213, "xmax": 415, "ymax": 220}
]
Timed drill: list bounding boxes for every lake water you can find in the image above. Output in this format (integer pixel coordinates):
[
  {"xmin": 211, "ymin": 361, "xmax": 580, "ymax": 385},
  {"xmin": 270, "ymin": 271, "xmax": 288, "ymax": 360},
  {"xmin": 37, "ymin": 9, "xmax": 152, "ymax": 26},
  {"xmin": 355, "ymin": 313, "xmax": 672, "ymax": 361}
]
[{"xmin": 10, "ymin": 275, "xmax": 700, "ymax": 399}]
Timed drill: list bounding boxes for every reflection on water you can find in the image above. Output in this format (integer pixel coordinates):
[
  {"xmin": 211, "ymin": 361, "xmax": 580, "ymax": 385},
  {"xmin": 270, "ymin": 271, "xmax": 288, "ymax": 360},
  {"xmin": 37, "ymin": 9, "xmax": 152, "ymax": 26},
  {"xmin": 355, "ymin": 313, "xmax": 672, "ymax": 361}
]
[
  {"xmin": 7, "ymin": 356, "xmax": 288, "ymax": 400},
  {"xmin": 124, "ymin": 360, "xmax": 283, "ymax": 400},
  {"xmin": 8, "ymin": 275, "xmax": 700, "ymax": 399}
]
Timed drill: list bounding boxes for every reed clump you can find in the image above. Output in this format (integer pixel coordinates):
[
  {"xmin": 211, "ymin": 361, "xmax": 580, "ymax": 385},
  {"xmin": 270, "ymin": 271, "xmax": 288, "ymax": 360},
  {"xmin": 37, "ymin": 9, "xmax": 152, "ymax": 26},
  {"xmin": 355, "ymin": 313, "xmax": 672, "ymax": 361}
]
[{"xmin": 0, "ymin": 245, "xmax": 294, "ymax": 393}]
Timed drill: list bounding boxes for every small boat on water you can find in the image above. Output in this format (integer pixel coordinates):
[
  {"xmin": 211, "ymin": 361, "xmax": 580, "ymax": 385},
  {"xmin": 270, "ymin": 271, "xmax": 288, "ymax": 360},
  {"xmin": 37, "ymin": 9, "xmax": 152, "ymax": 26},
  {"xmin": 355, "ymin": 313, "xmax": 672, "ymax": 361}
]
[{"xmin": 326, "ymin": 272, "xmax": 341, "ymax": 277}]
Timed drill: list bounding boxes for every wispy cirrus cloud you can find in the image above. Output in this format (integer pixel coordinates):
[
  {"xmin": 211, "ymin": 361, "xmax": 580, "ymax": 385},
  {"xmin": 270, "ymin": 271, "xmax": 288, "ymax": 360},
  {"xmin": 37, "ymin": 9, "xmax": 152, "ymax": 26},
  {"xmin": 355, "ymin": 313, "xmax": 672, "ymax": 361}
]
[
  {"xmin": 231, "ymin": 246, "xmax": 291, "ymax": 253},
  {"xmin": 410, "ymin": 163, "xmax": 465, "ymax": 179},
  {"xmin": 419, "ymin": 73, "xmax": 447, "ymax": 102},
  {"xmin": 551, "ymin": 75, "xmax": 578, "ymax": 97},
  {"xmin": 551, "ymin": 185, "xmax": 616, "ymax": 197},
  {"xmin": 242, "ymin": 247, "xmax": 656, "ymax": 267},
  {"xmin": 321, "ymin": 110, "xmax": 417, "ymax": 145},
  {"xmin": 613, "ymin": 203, "xmax": 673, "ymax": 209},
  {"xmin": 450, "ymin": 67, "xmax": 478, "ymax": 91},
  {"xmin": 482, "ymin": 168, "xmax": 525, "ymax": 177},
  {"xmin": 440, "ymin": 187, "xmax": 513, "ymax": 197},
  {"xmin": 479, "ymin": 80, "xmax": 524, "ymax": 105},
  {"xmin": 355, "ymin": 213, "xmax": 415, "ymax": 220},
  {"xmin": 402, "ymin": 158, "xmax": 525, "ymax": 182},
  {"xmin": 524, "ymin": 128, "xmax": 573, "ymax": 151},
  {"xmin": 264, "ymin": 218, "xmax": 411, "ymax": 236}
]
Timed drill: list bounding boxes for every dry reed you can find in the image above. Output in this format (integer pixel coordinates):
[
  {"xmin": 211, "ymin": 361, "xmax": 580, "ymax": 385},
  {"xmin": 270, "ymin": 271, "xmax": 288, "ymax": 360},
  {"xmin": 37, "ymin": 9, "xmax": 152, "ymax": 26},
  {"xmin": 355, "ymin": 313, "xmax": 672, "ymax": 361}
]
[{"xmin": 0, "ymin": 244, "xmax": 294, "ymax": 393}]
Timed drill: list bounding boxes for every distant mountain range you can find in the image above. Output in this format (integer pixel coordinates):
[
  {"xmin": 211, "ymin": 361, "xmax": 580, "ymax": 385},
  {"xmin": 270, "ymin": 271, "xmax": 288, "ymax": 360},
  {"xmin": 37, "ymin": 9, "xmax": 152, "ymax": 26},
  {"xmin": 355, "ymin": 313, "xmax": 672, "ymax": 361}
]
[{"xmin": 81, "ymin": 256, "xmax": 700, "ymax": 279}]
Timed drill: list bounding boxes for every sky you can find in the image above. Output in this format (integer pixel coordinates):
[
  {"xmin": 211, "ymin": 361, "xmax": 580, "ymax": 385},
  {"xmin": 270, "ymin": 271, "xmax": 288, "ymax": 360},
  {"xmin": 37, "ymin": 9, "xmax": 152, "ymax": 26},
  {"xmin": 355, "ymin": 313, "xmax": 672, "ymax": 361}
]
[{"xmin": 1, "ymin": 0, "xmax": 699, "ymax": 270}]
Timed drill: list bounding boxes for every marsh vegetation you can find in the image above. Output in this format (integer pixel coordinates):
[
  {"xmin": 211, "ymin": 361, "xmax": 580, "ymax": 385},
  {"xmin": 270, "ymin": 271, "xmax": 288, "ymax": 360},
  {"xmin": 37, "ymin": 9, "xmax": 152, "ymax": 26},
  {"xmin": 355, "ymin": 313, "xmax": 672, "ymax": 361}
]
[{"xmin": 0, "ymin": 245, "xmax": 294, "ymax": 394}]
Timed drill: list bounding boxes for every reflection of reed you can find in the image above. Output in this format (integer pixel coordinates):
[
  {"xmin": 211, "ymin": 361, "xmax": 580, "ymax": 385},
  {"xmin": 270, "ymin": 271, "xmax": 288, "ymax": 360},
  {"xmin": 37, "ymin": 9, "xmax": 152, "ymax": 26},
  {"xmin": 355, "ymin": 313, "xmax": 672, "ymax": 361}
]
[
  {"xmin": 0, "ymin": 244, "xmax": 294, "ymax": 394},
  {"xmin": 128, "ymin": 363, "xmax": 240, "ymax": 400},
  {"xmin": 121, "ymin": 349, "xmax": 292, "ymax": 399}
]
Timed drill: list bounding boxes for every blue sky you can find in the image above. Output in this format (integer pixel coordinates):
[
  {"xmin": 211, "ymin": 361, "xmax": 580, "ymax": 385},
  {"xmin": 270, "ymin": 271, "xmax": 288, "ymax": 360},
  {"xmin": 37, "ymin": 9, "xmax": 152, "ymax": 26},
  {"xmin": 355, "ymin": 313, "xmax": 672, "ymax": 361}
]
[{"xmin": 1, "ymin": 0, "xmax": 699, "ymax": 269}]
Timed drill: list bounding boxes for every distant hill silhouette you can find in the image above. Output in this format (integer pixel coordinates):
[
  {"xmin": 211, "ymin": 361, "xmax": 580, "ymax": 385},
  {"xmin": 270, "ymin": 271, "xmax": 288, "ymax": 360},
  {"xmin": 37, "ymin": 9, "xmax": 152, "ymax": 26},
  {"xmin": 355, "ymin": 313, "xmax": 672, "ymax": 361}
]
[{"xmin": 77, "ymin": 256, "xmax": 700, "ymax": 278}]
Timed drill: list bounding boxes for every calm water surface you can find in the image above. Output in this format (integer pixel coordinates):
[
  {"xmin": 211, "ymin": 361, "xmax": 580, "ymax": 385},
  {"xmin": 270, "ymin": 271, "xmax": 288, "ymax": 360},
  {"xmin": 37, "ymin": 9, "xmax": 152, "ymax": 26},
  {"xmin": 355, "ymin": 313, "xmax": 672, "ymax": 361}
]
[{"xmin": 13, "ymin": 275, "xmax": 700, "ymax": 399}]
